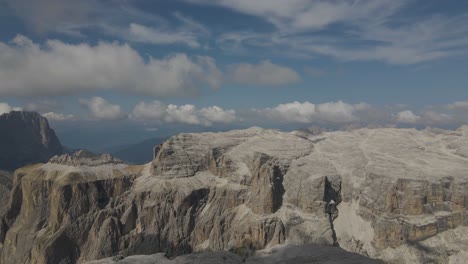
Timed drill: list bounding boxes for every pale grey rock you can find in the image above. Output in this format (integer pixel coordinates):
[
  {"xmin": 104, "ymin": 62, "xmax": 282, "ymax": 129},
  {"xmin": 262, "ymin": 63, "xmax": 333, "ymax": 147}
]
[
  {"xmin": 49, "ymin": 150, "xmax": 125, "ymax": 166},
  {"xmin": 1, "ymin": 127, "xmax": 468, "ymax": 264}
]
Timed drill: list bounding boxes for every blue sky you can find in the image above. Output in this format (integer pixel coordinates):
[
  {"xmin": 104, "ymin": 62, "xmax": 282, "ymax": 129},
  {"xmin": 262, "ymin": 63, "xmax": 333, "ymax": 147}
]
[{"xmin": 0, "ymin": 0, "xmax": 467, "ymax": 149}]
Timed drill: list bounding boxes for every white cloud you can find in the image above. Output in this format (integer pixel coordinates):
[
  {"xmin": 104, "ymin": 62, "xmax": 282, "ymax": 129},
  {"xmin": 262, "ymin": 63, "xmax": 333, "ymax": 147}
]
[
  {"xmin": 127, "ymin": 23, "xmax": 201, "ymax": 48},
  {"xmin": 255, "ymin": 101, "xmax": 369, "ymax": 123},
  {"xmin": 0, "ymin": 35, "xmax": 222, "ymax": 97},
  {"xmin": 447, "ymin": 101, "xmax": 468, "ymax": 110},
  {"xmin": 199, "ymin": 106, "xmax": 237, "ymax": 124},
  {"xmin": 79, "ymin": 97, "xmax": 125, "ymax": 121},
  {"xmin": 261, "ymin": 101, "xmax": 316, "ymax": 123},
  {"xmin": 396, "ymin": 110, "xmax": 421, "ymax": 124},
  {"xmin": 42, "ymin": 112, "xmax": 75, "ymax": 121},
  {"xmin": 165, "ymin": 104, "xmax": 201, "ymax": 125},
  {"xmin": 131, "ymin": 101, "xmax": 167, "ymax": 120},
  {"xmin": 131, "ymin": 100, "xmax": 237, "ymax": 126},
  {"xmin": 227, "ymin": 60, "xmax": 301, "ymax": 86},
  {"xmin": 0, "ymin": 102, "xmax": 22, "ymax": 115}
]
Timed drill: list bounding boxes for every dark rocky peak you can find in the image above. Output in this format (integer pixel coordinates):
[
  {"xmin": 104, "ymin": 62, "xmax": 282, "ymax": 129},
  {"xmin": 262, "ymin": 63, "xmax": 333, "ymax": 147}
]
[{"xmin": 0, "ymin": 111, "xmax": 63, "ymax": 171}]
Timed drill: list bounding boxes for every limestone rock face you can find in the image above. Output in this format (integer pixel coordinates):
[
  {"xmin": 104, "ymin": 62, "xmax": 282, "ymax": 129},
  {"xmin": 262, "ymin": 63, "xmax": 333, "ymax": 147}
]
[
  {"xmin": 1, "ymin": 127, "xmax": 468, "ymax": 264},
  {"xmin": 0, "ymin": 111, "xmax": 63, "ymax": 171}
]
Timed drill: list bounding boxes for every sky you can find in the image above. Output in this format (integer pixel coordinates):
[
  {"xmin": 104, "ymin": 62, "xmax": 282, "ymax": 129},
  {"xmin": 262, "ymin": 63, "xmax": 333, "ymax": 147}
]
[{"xmin": 0, "ymin": 0, "xmax": 467, "ymax": 150}]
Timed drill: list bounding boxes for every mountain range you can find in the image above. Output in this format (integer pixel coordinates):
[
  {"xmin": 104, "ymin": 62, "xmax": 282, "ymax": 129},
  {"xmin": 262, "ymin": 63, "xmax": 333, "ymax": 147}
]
[{"xmin": 1, "ymin": 112, "xmax": 467, "ymax": 264}]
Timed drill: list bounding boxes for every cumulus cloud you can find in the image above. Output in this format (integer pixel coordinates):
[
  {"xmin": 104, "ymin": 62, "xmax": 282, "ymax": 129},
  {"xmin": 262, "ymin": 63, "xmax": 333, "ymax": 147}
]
[
  {"xmin": 0, "ymin": 35, "xmax": 222, "ymax": 97},
  {"xmin": 42, "ymin": 112, "xmax": 75, "ymax": 121},
  {"xmin": 255, "ymin": 101, "xmax": 369, "ymax": 123},
  {"xmin": 447, "ymin": 101, "xmax": 468, "ymax": 110},
  {"xmin": 131, "ymin": 101, "xmax": 237, "ymax": 126},
  {"xmin": 131, "ymin": 100, "xmax": 167, "ymax": 121},
  {"xmin": 0, "ymin": 102, "xmax": 22, "ymax": 115},
  {"xmin": 227, "ymin": 60, "xmax": 301, "ymax": 86},
  {"xmin": 395, "ymin": 110, "xmax": 421, "ymax": 124},
  {"xmin": 79, "ymin": 97, "xmax": 125, "ymax": 121},
  {"xmin": 165, "ymin": 104, "xmax": 201, "ymax": 125},
  {"xmin": 199, "ymin": 106, "xmax": 237, "ymax": 124}
]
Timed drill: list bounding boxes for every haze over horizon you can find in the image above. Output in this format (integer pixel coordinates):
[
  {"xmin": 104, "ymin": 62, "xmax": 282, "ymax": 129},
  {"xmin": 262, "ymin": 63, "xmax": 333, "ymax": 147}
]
[{"xmin": 0, "ymin": 0, "xmax": 467, "ymax": 149}]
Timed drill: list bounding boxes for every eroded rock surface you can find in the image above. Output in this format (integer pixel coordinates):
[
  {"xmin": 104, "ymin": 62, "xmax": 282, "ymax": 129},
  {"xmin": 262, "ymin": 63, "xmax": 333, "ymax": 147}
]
[{"xmin": 1, "ymin": 127, "xmax": 468, "ymax": 264}]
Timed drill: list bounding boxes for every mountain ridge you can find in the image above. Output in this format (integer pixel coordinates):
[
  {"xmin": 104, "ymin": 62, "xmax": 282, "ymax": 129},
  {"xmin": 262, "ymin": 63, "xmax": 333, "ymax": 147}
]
[{"xmin": 1, "ymin": 126, "xmax": 467, "ymax": 263}]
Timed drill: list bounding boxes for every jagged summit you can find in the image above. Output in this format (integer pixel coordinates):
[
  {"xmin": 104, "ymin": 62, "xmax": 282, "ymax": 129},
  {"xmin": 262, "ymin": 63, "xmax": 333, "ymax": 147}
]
[
  {"xmin": 49, "ymin": 150, "xmax": 125, "ymax": 166},
  {"xmin": 0, "ymin": 111, "xmax": 63, "ymax": 171}
]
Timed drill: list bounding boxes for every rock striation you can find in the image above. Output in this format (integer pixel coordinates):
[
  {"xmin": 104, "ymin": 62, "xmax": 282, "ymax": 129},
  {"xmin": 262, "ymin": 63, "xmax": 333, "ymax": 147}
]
[
  {"xmin": 0, "ymin": 111, "xmax": 63, "ymax": 171},
  {"xmin": 1, "ymin": 127, "xmax": 468, "ymax": 263}
]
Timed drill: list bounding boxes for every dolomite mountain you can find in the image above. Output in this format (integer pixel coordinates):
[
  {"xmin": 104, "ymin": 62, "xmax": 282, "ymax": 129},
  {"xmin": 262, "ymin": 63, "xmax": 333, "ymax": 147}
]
[
  {"xmin": 1, "ymin": 126, "xmax": 468, "ymax": 264},
  {"xmin": 0, "ymin": 111, "xmax": 63, "ymax": 171}
]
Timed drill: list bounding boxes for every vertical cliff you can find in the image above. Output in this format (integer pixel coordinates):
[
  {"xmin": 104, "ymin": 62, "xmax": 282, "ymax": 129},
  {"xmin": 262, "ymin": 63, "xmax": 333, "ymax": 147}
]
[{"xmin": 0, "ymin": 111, "xmax": 63, "ymax": 171}]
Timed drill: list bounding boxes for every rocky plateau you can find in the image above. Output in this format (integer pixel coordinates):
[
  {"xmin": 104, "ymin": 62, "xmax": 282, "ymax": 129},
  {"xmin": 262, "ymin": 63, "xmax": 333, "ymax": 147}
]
[{"xmin": 1, "ymin": 126, "xmax": 468, "ymax": 263}]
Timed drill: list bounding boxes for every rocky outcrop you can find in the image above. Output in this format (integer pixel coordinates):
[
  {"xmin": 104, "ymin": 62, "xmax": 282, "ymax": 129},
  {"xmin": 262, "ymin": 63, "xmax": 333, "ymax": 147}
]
[
  {"xmin": 49, "ymin": 150, "xmax": 125, "ymax": 166},
  {"xmin": 0, "ymin": 111, "xmax": 63, "ymax": 171},
  {"xmin": 1, "ymin": 127, "xmax": 468, "ymax": 264}
]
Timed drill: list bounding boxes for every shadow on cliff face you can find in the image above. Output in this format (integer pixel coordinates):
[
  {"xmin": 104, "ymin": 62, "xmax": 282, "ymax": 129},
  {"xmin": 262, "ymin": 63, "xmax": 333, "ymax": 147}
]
[
  {"xmin": 246, "ymin": 245, "xmax": 384, "ymax": 264},
  {"xmin": 86, "ymin": 245, "xmax": 384, "ymax": 264}
]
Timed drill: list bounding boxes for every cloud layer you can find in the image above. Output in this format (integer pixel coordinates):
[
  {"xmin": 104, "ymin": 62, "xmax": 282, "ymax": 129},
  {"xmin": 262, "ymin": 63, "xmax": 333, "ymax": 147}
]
[
  {"xmin": 79, "ymin": 97, "xmax": 125, "ymax": 121},
  {"xmin": 4, "ymin": 98, "xmax": 468, "ymax": 129},
  {"xmin": 132, "ymin": 101, "xmax": 237, "ymax": 126},
  {"xmin": 255, "ymin": 101, "xmax": 370, "ymax": 123},
  {"xmin": 0, "ymin": 35, "xmax": 222, "ymax": 97}
]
